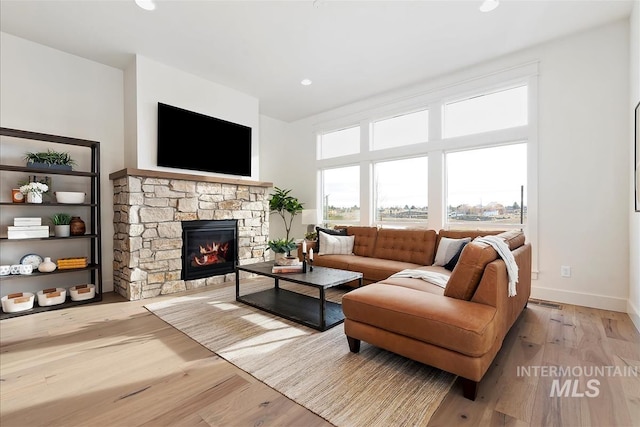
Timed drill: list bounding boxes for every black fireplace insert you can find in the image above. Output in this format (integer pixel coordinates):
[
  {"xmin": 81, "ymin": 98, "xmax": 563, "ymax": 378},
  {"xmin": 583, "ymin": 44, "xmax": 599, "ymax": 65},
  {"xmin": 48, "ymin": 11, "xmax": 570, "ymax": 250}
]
[{"xmin": 181, "ymin": 219, "xmax": 238, "ymax": 281}]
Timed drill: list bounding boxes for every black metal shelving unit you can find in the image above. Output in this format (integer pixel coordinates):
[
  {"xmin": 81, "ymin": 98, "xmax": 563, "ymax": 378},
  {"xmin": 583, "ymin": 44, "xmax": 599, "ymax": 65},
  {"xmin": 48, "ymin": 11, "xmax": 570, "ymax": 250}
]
[{"xmin": 0, "ymin": 127, "xmax": 102, "ymax": 319}]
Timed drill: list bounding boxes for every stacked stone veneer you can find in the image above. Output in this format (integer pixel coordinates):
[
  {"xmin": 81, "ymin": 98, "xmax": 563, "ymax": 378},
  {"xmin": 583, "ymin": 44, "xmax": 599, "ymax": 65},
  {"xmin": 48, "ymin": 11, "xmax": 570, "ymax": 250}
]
[{"xmin": 111, "ymin": 173, "xmax": 270, "ymax": 300}]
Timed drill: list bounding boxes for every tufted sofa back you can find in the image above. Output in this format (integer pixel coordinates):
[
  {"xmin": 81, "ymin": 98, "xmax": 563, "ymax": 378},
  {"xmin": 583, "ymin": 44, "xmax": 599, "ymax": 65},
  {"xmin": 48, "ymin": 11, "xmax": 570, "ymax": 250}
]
[{"xmin": 372, "ymin": 228, "xmax": 437, "ymax": 265}]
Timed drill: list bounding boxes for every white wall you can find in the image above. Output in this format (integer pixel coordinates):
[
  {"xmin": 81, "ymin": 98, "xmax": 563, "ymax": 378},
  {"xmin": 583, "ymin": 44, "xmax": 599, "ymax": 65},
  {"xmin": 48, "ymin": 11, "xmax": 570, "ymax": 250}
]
[
  {"xmin": 629, "ymin": 2, "xmax": 640, "ymax": 331},
  {"xmin": 0, "ymin": 32, "xmax": 124, "ymax": 293},
  {"xmin": 126, "ymin": 55, "xmax": 260, "ymax": 180},
  {"xmin": 267, "ymin": 20, "xmax": 631, "ymax": 313},
  {"xmin": 258, "ymin": 114, "xmax": 291, "ymax": 238}
]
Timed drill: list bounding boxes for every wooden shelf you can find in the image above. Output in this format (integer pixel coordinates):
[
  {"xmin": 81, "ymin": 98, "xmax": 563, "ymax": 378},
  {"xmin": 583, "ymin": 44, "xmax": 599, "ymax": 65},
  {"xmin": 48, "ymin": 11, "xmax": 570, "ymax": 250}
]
[{"xmin": 0, "ymin": 127, "xmax": 102, "ymax": 319}]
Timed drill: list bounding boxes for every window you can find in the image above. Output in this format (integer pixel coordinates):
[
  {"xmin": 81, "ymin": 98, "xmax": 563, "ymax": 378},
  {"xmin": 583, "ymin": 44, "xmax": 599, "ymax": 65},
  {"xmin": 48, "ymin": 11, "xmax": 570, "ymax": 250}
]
[
  {"xmin": 443, "ymin": 85, "xmax": 528, "ymax": 138},
  {"xmin": 374, "ymin": 157, "xmax": 428, "ymax": 223},
  {"xmin": 318, "ymin": 126, "xmax": 360, "ymax": 159},
  {"xmin": 372, "ymin": 110, "xmax": 428, "ymax": 150},
  {"xmin": 446, "ymin": 144, "xmax": 527, "ymax": 226},
  {"xmin": 314, "ymin": 65, "xmax": 536, "ymax": 250},
  {"xmin": 321, "ymin": 166, "xmax": 360, "ymax": 224}
]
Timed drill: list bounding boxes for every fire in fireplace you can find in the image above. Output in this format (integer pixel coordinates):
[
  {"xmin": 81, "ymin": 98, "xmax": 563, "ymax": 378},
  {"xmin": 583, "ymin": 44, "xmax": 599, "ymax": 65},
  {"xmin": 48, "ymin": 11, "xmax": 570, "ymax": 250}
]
[{"xmin": 181, "ymin": 219, "xmax": 238, "ymax": 281}]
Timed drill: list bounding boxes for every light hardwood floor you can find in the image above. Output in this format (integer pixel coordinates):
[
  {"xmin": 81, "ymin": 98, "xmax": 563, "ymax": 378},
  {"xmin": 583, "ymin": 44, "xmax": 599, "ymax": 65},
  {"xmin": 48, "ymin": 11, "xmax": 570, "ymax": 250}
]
[{"xmin": 1, "ymin": 285, "xmax": 639, "ymax": 427}]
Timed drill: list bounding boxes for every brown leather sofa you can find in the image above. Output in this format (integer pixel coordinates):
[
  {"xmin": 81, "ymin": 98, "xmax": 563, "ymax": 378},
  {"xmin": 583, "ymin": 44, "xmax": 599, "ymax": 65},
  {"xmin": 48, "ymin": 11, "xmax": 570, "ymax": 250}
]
[{"xmin": 304, "ymin": 226, "xmax": 531, "ymax": 400}]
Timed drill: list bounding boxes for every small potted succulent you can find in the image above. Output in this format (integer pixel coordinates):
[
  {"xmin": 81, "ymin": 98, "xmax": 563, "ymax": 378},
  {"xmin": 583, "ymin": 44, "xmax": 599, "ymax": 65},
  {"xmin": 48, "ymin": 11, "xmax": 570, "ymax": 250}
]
[
  {"xmin": 24, "ymin": 149, "xmax": 76, "ymax": 171},
  {"xmin": 51, "ymin": 213, "xmax": 72, "ymax": 237}
]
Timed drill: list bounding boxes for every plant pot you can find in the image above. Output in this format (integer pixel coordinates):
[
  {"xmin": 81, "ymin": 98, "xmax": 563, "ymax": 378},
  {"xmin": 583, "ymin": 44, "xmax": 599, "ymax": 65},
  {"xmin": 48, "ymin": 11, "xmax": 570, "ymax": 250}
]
[
  {"xmin": 274, "ymin": 253, "xmax": 300, "ymax": 266},
  {"xmin": 26, "ymin": 192, "xmax": 43, "ymax": 203},
  {"xmin": 27, "ymin": 161, "xmax": 72, "ymax": 171},
  {"xmin": 54, "ymin": 225, "xmax": 70, "ymax": 237}
]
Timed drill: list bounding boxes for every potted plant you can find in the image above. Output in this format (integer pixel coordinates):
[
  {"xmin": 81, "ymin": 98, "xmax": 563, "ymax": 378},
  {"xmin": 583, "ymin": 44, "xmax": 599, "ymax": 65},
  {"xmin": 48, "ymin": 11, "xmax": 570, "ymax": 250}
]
[
  {"xmin": 267, "ymin": 187, "xmax": 304, "ymax": 260},
  {"xmin": 24, "ymin": 149, "xmax": 76, "ymax": 171},
  {"xmin": 51, "ymin": 213, "xmax": 72, "ymax": 237},
  {"xmin": 19, "ymin": 181, "xmax": 49, "ymax": 204}
]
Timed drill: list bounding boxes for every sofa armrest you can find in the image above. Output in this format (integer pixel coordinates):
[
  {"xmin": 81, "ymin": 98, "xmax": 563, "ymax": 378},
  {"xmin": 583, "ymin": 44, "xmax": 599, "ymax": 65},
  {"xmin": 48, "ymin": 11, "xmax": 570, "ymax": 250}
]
[{"xmin": 471, "ymin": 243, "xmax": 531, "ymax": 337}]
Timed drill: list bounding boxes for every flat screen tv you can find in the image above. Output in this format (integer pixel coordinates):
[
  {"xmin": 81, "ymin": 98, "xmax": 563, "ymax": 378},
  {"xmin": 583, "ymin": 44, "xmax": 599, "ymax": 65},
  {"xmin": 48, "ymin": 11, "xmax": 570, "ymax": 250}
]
[{"xmin": 157, "ymin": 102, "xmax": 252, "ymax": 176}]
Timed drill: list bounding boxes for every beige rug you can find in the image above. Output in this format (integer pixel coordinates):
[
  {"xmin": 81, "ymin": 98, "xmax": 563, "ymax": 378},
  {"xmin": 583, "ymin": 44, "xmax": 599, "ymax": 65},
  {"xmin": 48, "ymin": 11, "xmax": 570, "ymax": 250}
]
[{"xmin": 145, "ymin": 280, "xmax": 455, "ymax": 427}]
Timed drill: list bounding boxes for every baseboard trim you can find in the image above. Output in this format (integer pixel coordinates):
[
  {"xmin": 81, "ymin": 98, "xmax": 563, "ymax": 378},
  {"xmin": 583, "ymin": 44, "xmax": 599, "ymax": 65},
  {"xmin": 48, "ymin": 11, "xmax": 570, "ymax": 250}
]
[
  {"xmin": 627, "ymin": 299, "xmax": 640, "ymax": 334},
  {"xmin": 530, "ymin": 285, "xmax": 627, "ymax": 313}
]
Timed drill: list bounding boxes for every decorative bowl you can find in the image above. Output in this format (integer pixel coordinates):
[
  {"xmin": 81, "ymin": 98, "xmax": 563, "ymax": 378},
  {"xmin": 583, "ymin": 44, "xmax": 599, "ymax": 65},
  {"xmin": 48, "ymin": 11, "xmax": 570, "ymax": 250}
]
[
  {"xmin": 69, "ymin": 284, "xmax": 95, "ymax": 301},
  {"xmin": 55, "ymin": 191, "xmax": 86, "ymax": 204},
  {"xmin": 1, "ymin": 292, "xmax": 35, "ymax": 313},
  {"xmin": 37, "ymin": 288, "xmax": 67, "ymax": 306}
]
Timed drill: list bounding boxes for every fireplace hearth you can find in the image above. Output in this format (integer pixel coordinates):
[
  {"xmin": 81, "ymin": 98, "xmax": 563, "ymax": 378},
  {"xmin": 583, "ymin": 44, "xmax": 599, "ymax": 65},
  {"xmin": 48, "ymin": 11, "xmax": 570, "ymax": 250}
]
[{"xmin": 182, "ymin": 219, "xmax": 238, "ymax": 281}]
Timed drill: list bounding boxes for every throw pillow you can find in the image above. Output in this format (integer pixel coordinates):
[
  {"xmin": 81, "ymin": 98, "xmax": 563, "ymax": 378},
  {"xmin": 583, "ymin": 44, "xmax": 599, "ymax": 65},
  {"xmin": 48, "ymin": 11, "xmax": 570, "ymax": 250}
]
[
  {"xmin": 444, "ymin": 241, "xmax": 469, "ymax": 271},
  {"xmin": 433, "ymin": 237, "xmax": 471, "ymax": 266},
  {"xmin": 318, "ymin": 232, "xmax": 355, "ymax": 255},
  {"xmin": 316, "ymin": 226, "xmax": 347, "ymax": 253}
]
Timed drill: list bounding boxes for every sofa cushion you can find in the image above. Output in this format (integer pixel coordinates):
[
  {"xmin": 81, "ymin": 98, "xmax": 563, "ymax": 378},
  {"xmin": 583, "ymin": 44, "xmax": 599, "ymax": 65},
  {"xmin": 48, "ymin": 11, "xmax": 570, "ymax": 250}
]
[
  {"xmin": 315, "ymin": 226, "xmax": 347, "ymax": 253},
  {"xmin": 318, "ymin": 232, "xmax": 355, "ymax": 255},
  {"xmin": 444, "ymin": 242, "xmax": 498, "ymax": 300},
  {"xmin": 377, "ymin": 265, "xmax": 450, "ymax": 295},
  {"xmin": 372, "ymin": 228, "xmax": 437, "ymax": 265},
  {"xmin": 312, "ymin": 253, "xmax": 353, "ymax": 271},
  {"xmin": 437, "ymin": 229, "xmax": 503, "ymax": 249},
  {"xmin": 345, "ymin": 226, "xmax": 379, "ymax": 257},
  {"xmin": 433, "ymin": 237, "xmax": 471, "ymax": 266},
  {"xmin": 342, "ymin": 283, "xmax": 497, "ymax": 357},
  {"xmin": 346, "ymin": 257, "xmax": 426, "ymax": 283},
  {"xmin": 444, "ymin": 241, "xmax": 469, "ymax": 271}
]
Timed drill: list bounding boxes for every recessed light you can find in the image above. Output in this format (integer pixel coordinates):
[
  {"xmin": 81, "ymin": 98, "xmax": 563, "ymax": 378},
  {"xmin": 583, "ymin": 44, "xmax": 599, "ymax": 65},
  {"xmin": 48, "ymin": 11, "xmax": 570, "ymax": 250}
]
[
  {"xmin": 301, "ymin": 79, "xmax": 313, "ymax": 86},
  {"xmin": 479, "ymin": 0, "xmax": 499, "ymax": 12},
  {"xmin": 135, "ymin": 0, "xmax": 156, "ymax": 11}
]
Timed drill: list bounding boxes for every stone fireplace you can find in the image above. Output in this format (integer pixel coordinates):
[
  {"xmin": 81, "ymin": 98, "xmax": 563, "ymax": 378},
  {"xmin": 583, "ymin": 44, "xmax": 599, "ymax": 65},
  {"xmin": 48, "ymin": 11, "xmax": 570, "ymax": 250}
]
[{"xmin": 109, "ymin": 168, "xmax": 272, "ymax": 300}]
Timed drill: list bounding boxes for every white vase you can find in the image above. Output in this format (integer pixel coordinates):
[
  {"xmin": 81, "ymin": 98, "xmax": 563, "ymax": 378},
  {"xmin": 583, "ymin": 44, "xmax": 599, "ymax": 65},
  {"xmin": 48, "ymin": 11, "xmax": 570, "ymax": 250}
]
[
  {"xmin": 27, "ymin": 192, "xmax": 43, "ymax": 203},
  {"xmin": 54, "ymin": 225, "xmax": 70, "ymax": 237},
  {"xmin": 38, "ymin": 257, "xmax": 57, "ymax": 273}
]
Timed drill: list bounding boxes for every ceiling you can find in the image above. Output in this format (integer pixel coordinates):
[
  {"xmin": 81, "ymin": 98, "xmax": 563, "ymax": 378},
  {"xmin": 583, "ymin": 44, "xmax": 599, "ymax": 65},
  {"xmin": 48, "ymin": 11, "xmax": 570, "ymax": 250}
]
[{"xmin": 0, "ymin": 0, "xmax": 634, "ymax": 122}]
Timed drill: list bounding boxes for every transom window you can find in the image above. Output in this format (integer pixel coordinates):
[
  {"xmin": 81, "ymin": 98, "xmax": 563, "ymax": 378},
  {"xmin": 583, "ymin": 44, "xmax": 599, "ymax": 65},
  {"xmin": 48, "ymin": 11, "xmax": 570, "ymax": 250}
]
[
  {"xmin": 372, "ymin": 109, "xmax": 428, "ymax": 150},
  {"xmin": 318, "ymin": 126, "xmax": 360, "ymax": 159},
  {"xmin": 443, "ymin": 85, "xmax": 528, "ymax": 138}
]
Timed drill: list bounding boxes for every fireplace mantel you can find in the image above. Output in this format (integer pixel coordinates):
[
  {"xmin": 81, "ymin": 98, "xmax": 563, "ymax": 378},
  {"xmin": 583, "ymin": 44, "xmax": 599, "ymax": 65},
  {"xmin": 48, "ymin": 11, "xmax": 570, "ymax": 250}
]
[{"xmin": 109, "ymin": 168, "xmax": 273, "ymax": 188}]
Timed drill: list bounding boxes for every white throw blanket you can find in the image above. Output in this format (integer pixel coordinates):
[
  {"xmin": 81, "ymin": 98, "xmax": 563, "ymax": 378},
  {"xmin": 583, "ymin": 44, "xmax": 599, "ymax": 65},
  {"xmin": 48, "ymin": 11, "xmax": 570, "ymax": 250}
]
[
  {"xmin": 475, "ymin": 235, "xmax": 519, "ymax": 297},
  {"xmin": 388, "ymin": 269, "xmax": 450, "ymax": 289}
]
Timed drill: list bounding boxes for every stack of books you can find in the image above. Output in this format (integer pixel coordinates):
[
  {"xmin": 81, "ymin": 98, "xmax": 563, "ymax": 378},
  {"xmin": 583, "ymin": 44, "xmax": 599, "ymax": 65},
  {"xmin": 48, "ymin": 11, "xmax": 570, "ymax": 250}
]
[
  {"xmin": 271, "ymin": 263, "xmax": 304, "ymax": 274},
  {"xmin": 57, "ymin": 257, "xmax": 88, "ymax": 270},
  {"xmin": 7, "ymin": 217, "xmax": 49, "ymax": 239}
]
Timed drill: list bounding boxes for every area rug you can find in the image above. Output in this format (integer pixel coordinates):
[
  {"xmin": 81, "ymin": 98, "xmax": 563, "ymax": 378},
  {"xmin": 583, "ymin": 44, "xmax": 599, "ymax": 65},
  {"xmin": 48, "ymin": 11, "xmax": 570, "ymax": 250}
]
[{"xmin": 145, "ymin": 280, "xmax": 455, "ymax": 427}]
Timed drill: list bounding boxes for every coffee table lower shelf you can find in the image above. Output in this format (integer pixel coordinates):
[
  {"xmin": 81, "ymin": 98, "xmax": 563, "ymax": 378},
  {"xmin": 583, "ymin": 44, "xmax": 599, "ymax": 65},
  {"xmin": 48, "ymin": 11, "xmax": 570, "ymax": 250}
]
[{"xmin": 236, "ymin": 288, "xmax": 344, "ymax": 331}]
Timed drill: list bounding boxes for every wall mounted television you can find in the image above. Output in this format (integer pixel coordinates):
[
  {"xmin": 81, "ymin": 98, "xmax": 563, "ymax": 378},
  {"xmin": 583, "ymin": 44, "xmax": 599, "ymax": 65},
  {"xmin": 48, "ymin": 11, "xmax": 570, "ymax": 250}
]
[{"xmin": 157, "ymin": 102, "xmax": 252, "ymax": 176}]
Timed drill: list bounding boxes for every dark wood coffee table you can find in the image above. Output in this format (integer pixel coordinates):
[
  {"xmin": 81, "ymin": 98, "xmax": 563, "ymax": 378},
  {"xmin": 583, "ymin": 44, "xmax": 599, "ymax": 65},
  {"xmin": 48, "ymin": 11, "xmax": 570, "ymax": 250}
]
[{"xmin": 235, "ymin": 261, "xmax": 363, "ymax": 331}]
